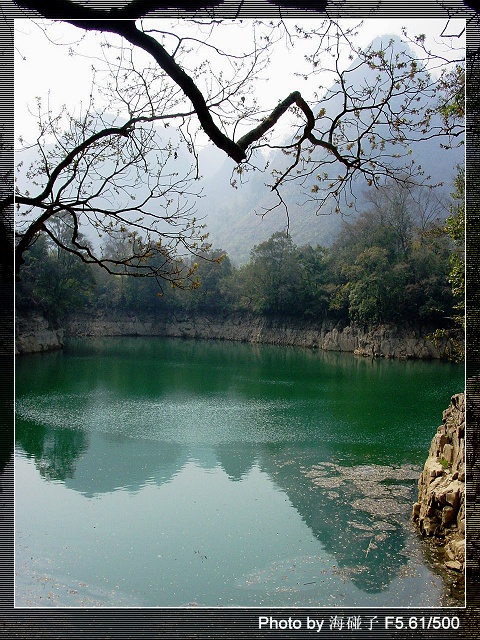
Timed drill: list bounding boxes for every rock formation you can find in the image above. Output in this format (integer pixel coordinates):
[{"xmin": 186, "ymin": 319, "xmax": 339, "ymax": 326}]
[
  {"xmin": 412, "ymin": 393, "xmax": 465, "ymax": 573},
  {"xmin": 15, "ymin": 308, "xmax": 453, "ymax": 360},
  {"xmin": 60, "ymin": 312, "xmax": 448, "ymax": 359},
  {"xmin": 15, "ymin": 314, "xmax": 64, "ymax": 355}
]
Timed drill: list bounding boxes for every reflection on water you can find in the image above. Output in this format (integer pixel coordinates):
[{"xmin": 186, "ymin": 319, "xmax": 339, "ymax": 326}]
[{"xmin": 15, "ymin": 337, "xmax": 464, "ymax": 607}]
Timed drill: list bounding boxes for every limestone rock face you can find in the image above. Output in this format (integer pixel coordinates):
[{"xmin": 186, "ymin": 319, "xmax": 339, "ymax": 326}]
[
  {"xmin": 63, "ymin": 314, "xmax": 448, "ymax": 359},
  {"xmin": 352, "ymin": 324, "xmax": 443, "ymax": 359},
  {"xmin": 412, "ymin": 393, "xmax": 465, "ymax": 572},
  {"xmin": 15, "ymin": 315, "xmax": 64, "ymax": 355},
  {"xmin": 17, "ymin": 310, "xmax": 452, "ymax": 360}
]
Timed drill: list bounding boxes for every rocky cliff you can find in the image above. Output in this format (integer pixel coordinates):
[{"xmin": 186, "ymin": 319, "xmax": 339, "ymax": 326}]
[
  {"xmin": 61, "ymin": 312, "xmax": 448, "ymax": 359},
  {"xmin": 412, "ymin": 393, "xmax": 465, "ymax": 574},
  {"xmin": 15, "ymin": 310, "xmax": 451, "ymax": 359},
  {"xmin": 15, "ymin": 314, "xmax": 64, "ymax": 355}
]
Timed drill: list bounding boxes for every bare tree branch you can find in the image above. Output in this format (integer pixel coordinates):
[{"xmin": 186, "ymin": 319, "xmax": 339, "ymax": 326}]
[
  {"xmin": 13, "ymin": 12, "xmax": 465, "ymax": 285},
  {"xmin": 13, "ymin": 0, "xmax": 223, "ymax": 19}
]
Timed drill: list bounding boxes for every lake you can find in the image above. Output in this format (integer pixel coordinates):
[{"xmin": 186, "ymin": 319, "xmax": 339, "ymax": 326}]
[{"xmin": 15, "ymin": 337, "xmax": 464, "ymax": 607}]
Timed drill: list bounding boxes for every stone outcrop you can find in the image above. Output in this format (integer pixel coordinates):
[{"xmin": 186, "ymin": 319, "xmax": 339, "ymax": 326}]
[
  {"xmin": 323, "ymin": 323, "xmax": 443, "ymax": 359},
  {"xmin": 15, "ymin": 314, "xmax": 64, "ymax": 355},
  {"xmin": 61, "ymin": 312, "xmax": 448, "ymax": 360},
  {"xmin": 15, "ymin": 309, "xmax": 452, "ymax": 359},
  {"xmin": 412, "ymin": 393, "xmax": 465, "ymax": 573}
]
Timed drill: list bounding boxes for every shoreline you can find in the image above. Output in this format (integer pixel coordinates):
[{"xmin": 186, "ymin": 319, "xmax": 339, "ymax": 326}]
[{"xmin": 16, "ymin": 311, "xmax": 454, "ymax": 360}]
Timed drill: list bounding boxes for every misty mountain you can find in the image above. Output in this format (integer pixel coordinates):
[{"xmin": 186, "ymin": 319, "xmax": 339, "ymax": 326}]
[
  {"xmin": 16, "ymin": 35, "xmax": 463, "ymax": 266},
  {"xmin": 196, "ymin": 35, "xmax": 463, "ymax": 264}
]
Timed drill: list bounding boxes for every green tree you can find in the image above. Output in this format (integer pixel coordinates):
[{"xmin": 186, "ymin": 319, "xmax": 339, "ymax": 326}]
[
  {"xmin": 294, "ymin": 244, "xmax": 331, "ymax": 319},
  {"xmin": 445, "ymin": 166, "xmax": 465, "ymax": 323},
  {"xmin": 243, "ymin": 232, "xmax": 301, "ymax": 316},
  {"xmin": 429, "ymin": 166, "xmax": 465, "ymax": 360},
  {"xmin": 437, "ymin": 64, "xmax": 465, "ymax": 144},
  {"xmin": 405, "ymin": 233, "xmax": 453, "ymax": 324},
  {"xmin": 188, "ymin": 251, "xmax": 233, "ymax": 315},
  {"xmin": 326, "ymin": 178, "xmax": 456, "ymax": 328},
  {"xmin": 16, "ymin": 221, "xmax": 96, "ymax": 322},
  {"xmin": 344, "ymin": 246, "xmax": 391, "ymax": 326}
]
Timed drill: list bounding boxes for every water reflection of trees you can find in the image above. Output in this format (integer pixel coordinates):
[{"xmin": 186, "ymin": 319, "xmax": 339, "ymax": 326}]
[
  {"xmin": 0, "ymin": 354, "xmax": 13, "ymax": 474},
  {"xmin": 16, "ymin": 420, "xmax": 418, "ymax": 594},
  {"xmin": 16, "ymin": 420, "xmax": 89, "ymax": 481},
  {"xmin": 258, "ymin": 445, "xmax": 419, "ymax": 594},
  {"xmin": 16, "ymin": 422, "xmax": 186, "ymax": 496},
  {"xmin": 62, "ymin": 433, "xmax": 186, "ymax": 497},
  {"xmin": 215, "ymin": 443, "xmax": 257, "ymax": 481},
  {"xmin": 16, "ymin": 338, "xmax": 457, "ymax": 595}
]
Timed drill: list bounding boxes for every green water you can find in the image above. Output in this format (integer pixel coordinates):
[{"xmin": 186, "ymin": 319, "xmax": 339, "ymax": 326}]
[{"xmin": 15, "ymin": 337, "xmax": 464, "ymax": 607}]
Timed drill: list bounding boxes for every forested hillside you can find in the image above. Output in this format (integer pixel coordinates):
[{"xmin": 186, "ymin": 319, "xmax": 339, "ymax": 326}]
[{"xmin": 16, "ymin": 169, "xmax": 464, "ymax": 357}]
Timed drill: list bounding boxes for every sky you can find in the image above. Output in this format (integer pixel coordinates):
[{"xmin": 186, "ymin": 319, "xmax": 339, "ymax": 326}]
[{"xmin": 14, "ymin": 17, "xmax": 465, "ymax": 148}]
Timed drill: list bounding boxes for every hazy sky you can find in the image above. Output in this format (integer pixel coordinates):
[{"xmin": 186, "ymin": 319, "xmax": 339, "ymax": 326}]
[{"xmin": 14, "ymin": 17, "xmax": 465, "ymax": 147}]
